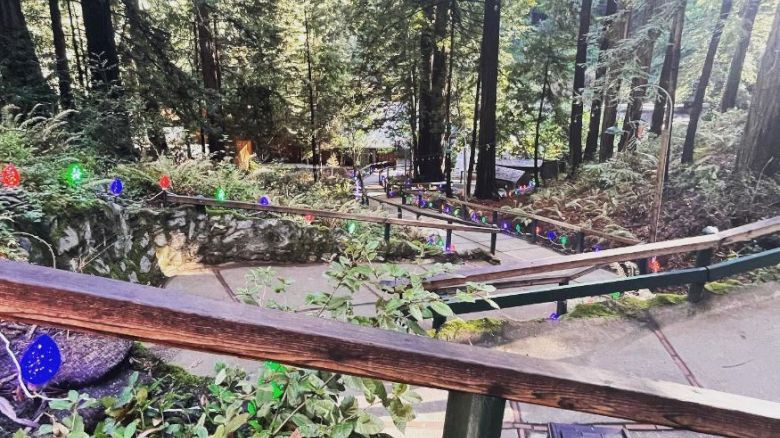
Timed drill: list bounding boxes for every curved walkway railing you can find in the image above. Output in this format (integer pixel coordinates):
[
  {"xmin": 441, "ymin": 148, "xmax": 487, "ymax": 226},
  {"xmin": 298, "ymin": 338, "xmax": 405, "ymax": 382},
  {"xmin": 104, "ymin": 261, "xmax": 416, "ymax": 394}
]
[{"xmin": 0, "ymin": 260, "xmax": 779, "ymax": 438}]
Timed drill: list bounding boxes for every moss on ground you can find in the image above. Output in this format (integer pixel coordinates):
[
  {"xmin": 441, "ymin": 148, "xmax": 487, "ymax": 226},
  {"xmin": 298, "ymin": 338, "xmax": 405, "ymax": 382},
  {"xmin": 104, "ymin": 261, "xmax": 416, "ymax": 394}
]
[
  {"xmin": 567, "ymin": 293, "xmax": 687, "ymax": 319},
  {"xmin": 432, "ymin": 317, "xmax": 505, "ymax": 341}
]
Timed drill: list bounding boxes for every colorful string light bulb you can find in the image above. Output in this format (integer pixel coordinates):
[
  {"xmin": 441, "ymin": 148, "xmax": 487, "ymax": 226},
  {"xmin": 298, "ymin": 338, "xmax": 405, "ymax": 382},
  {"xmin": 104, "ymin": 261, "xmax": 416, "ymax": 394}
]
[
  {"xmin": 1, "ymin": 164, "xmax": 21, "ymax": 187},
  {"xmin": 259, "ymin": 195, "xmax": 270, "ymax": 206},
  {"xmin": 546, "ymin": 230, "xmax": 557, "ymax": 241},
  {"xmin": 20, "ymin": 335, "xmax": 61, "ymax": 386},
  {"xmin": 648, "ymin": 257, "xmax": 662, "ymax": 273},
  {"xmin": 159, "ymin": 175, "xmax": 172, "ymax": 190},
  {"xmin": 109, "ymin": 177, "xmax": 123, "ymax": 196},
  {"xmin": 560, "ymin": 235, "xmax": 569, "ymax": 246},
  {"xmin": 65, "ymin": 163, "xmax": 84, "ymax": 187},
  {"xmin": 592, "ymin": 244, "xmax": 602, "ymax": 252},
  {"xmin": 548, "ymin": 312, "xmax": 559, "ymax": 321},
  {"xmin": 514, "ymin": 223, "xmax": 522, "ymax": 233},
  {"xmin": 304, "ymin": 213, "xmax": 314, "ymax": 223},
  {"xmin": 215, "ymin": 187, "xmax": 226, "ymax": 202}
]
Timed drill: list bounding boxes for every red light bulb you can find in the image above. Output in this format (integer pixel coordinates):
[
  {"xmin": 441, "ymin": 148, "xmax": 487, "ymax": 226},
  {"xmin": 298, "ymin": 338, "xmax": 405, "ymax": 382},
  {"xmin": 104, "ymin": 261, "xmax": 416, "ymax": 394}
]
[
  {"xmin": 1, "ymin": 164, "xmax": 21, "ymax": 187},
  {"xmin": 159, "ymin": 175, "xmax": 172, "ymax": 190}
]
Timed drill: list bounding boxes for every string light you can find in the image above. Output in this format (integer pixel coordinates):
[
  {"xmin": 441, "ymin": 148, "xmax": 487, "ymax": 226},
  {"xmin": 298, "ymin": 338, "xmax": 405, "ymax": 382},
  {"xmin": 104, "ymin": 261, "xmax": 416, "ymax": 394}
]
[
  {"xmin": 546, "ymin": 230, "xmax": 557, "ymax": 241},
  {"xmin": 1, "ymin": 164, "xmax": 21, "ymax": 187},
  {"xmin": 304, "ymin": 213, "xmax": 314, "ymax": 223},
  {"xmin": 215, "ymin": 187, "xmax": 226, "ymax": 202},
  {"xmin": 259, "ymin": 195, "xmax": 270, "ymax": 206},
  {"xmin": 611, "ymin": 292, "xmax": 621, "ymax": 300},
  {"xmin": 64, "ymin": 162, "xmax": 84, "ymax": 187},
  {"xmin": 548, "ymin": 312, "xmax": 559, "ymax": 321},
  {"xmin": 20, "ymin": 334, "xmax": 61, "ymax": 386},
  {"xmin": 109, "ymin": 177, "xmax": 123, "ymax": 196},
  {"xmin": 470, "ymin": 211, "xmax": 478, "ymax": 222},
  {"xmin": 648, "ymin": 257, "xmax": 662, "ymax": 273},
  {"xmin": 481, "ymin": 215, "xmax": 488, "ymax": 224},
  {"xmin": 159, "ymin": 175, "xmax": 172, "ymax": 190},
  {"xmin": 453, "ymin": 208, "xmax": 461, "ymax": 217},
  {"xmin": 501, "ymin": 221, "xmax": 510, "ymax": 231},
  {"xmin": 535, "ymin": 225, "xmax": 541, "ymax": 235},
  {"xmin": 514, "ymin": 223, "xmax": 522, "ymax": 233},
  {"xmin": 592, "ymin": 244, "xmax": 602, "ymax": 252},
  {"xmin": 560, "ymin": 235, "xmax": 569, "ymax": 246},
  {"xmin": 445, "ymin": 244, "xmax": 455, "ymax": 253}
]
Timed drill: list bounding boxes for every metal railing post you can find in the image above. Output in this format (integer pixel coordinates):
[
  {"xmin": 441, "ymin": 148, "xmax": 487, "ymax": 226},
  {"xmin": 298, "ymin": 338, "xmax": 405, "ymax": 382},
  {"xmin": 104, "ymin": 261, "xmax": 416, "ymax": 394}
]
[
  {"xmin": 490, "ymin": 211, "xmax": 498, "ymax": 255},
  {"xmin": 576, "ymin": 231, "xmax": 586, "ymax": 253},
  {"xmin": 442, "ymin": 391, "xmax": 506, "ymax": 438},
  {"xmin": 556, "ymin": 280, "xmax": 569, "ymax": 316},
  {"xmin": 689, "ymin": 226, "xmax": 718, "ymax": 303}
]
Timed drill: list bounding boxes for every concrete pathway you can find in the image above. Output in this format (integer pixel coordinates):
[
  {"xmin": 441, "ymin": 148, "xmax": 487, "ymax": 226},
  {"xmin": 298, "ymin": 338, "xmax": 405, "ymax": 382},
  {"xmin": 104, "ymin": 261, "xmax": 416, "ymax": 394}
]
[{"xmin": 154, "ymin": 255, "xmax": 780, "ymax": 437}]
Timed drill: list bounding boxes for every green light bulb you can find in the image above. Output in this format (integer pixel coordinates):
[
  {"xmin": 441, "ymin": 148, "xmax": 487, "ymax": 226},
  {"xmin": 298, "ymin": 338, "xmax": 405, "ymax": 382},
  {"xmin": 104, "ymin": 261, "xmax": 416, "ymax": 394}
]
[
  {"xmin": 611, "ymin": 292, "xmax": 620, "ymax": 300},
  {"xmin": 215, "ymin": 187, "xmax": 226, "ymax": 202},
  {"xmin": 65, "ymin": 163, "xmax": 84, "ymax": 187},
  {"xmin": 560, "ymin": 235, "xmax": 569, "ymax": 246}
]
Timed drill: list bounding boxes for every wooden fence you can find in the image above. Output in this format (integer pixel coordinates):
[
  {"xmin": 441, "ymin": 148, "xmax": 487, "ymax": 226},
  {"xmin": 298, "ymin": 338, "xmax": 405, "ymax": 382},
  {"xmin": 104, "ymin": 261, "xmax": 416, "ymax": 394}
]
[{"xmin": 0, "ymin": 261, "xmax": 779, "ymax": 437}]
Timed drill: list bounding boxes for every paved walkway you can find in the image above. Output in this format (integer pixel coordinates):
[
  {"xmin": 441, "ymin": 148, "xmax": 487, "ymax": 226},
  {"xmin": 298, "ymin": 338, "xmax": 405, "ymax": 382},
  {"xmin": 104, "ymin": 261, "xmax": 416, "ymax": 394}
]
[{"xmin": 153, "ymin": 256, "xmax": 780, "ymax": 437}]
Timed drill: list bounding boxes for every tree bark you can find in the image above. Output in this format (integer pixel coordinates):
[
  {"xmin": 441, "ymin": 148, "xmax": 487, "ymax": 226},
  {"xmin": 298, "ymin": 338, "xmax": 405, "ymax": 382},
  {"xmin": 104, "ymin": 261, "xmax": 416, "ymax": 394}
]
[
  {"xmin": 583, "ymin": 0, "xmax": 618, "ymax": 162},
  {"xmin": 720, "ymin": 0, "xmax": 761, "ymax": 112},
  {"xmin": 0, "ymin": 0, "xmax": 53, "ymax": 108},
  {"xmin": 650, "ymin": 0, "xmax": 687, "ymax": 135},
  {"xmin": 534, "ymin": 58, "xmax": 550, "ymax": 187},
  {"xmin": 65, "ymin": 0, "xmax": 86, "ymax": 89},
  {"xmin": 681, "ymin": 0, "xmax": 733, "ymax": 164},
  {"xmin": 737, "ymin": 3, "xmax": 780, "ymax": 176},
  {"xmin": 194, "ymin": 0, "xmax": 225, "ymax": 160},
  {"xmin": 304, "ymin": 9, "xmax": 318, "ymax": 181},
  {"xmin": 617, "ymin": 0, "xmax": 660, "ymax": 152},
  {"xmin": 465, "ymin": 71, "xmax": 481, "ymax": 199},
  {"xmin": 416, "ymin": 0, "xmax": 449, "ymax": 182},
  {"xmin": 49, "ymin": 0, "xmax": 74, "ymax": 109},
  {"xmin": 407, "ymin": 61, "xmax": 420, "ymax": 179},
  {"xmin": 444, "ymin": 5, "xmax": 456, "ymax": 197},
  {"xmin": 81, "ymin": 0, "xmax": 121, "ymax": 88},
  {"xmin": 474, "ymin": 0, "xmax": 500, "ymax": 199},
  {"xmin": 568, "ymin": 0, "xmax": 593, "ymax": 173},
  {"xmin": 598, "ymin": 6, "xmax": 631, "ymax": 161}
]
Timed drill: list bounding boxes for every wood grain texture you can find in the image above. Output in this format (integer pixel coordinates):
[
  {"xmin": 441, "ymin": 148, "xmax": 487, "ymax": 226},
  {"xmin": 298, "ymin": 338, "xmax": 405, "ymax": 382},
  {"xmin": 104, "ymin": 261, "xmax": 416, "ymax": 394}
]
[
  {"xmin": 166, "ymin": 194, "xmax": 495, "ymax": 234},
  {"xmin": 445, "ymin": 198, "xmax": 642, "ymax": 245},
  {"xmin": 1, "ymin": 261, "xmax": 779, "ymax": 438},
  {"xmin": 423, "ymin": 216, "xmax": 779, "ymax": 289}
]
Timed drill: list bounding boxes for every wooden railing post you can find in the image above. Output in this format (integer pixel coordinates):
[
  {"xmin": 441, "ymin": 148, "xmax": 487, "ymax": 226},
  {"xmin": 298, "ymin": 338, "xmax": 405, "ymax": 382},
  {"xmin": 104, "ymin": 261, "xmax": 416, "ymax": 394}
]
[
  {"xmin": 689, "ymin": 226, "xmax": 718, "ymax": 303},
  {"xmin": 442, "ymin": 391, "xmax": 506, "ymax": 438}
]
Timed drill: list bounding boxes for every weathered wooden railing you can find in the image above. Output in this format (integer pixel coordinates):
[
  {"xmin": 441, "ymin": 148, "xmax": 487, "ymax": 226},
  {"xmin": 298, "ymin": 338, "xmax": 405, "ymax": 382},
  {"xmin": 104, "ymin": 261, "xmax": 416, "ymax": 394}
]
[
  {"xmin": 163, "ymin": 193, "xmax": 499, "ymax": 246},
  {"xmin": 424, "ymin": 216, "xmax": 780, "ymax": 322},
  {"xmin": 1, "ymin": 261, "xmax": 779, "ymax": 438}
]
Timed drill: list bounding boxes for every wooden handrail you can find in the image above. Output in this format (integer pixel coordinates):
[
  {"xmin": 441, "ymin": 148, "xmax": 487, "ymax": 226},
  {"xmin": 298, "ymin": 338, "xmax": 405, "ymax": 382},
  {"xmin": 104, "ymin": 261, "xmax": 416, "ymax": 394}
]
[
  {"xmin": 423, "ymin": 215, "xmax": 780, "ymax": 289},
  {"xmin": 164, "ymin": 193, "xmax": 496, "ymax": 234},
  {"xmin": 445, "ymin": 197, "xmax": 642, "ymax": 245},
  {"xmin": 0, "ymin": 261, "xmax": 778, "ymax": 437}
]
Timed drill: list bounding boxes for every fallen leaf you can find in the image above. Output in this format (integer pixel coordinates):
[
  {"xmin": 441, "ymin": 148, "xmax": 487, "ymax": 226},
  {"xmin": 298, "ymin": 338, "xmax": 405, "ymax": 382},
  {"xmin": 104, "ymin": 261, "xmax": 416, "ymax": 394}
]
[{"xmin": 0, "ymin": 395, "xmax": 39, "ymax": 428}]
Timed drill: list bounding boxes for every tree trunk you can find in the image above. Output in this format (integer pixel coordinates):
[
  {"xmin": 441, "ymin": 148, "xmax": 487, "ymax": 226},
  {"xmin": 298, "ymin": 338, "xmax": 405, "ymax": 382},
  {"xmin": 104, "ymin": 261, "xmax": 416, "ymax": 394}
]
[
  {"xmin": 444, "ymin": 6, "xmax": 456, "ymax": 197},
  {"xmin": 583, "ymin": 0, "xmax": 618, "ymax": 162},
  {"xmin": 534, "ymin": 58, "xmax": 550, "ymax": 187},
  {"xmin": 737, "ymin": 3, "xmax": 780, "ymax": 176},
  {"xmin": 194, "ymin": 0, "xmax": 225, "ymax": 160},
  {"xmin": 0, "ymin": 0, "xmax": 53, "ymax": 108},
  {"xmin": 304, "ymin": 10, "xmax": 318, "ymax": 181},
  {"xmin": 465, "ymin": 71, "xmax": 481, "ymax": 199},
  {"xmin": 407, "ymin": 61, "xmax": 420, "ymax": 179},
  {"xmin": 617, "ymin": 0, "xmax": 660, "ymax": 152},
  {"xmin": 65, "ymin": 0, "xmax": 86, "ymax": 89},
  {"xmin": 681, "ymin": 0, "xmax": 733, "ymax": 164},
  {"xmin": 80, "ymin": 0, "xmax": 121, "ymax": 88},
  {"xmin": 474, "ymin": 0, "xmax": 500, "ymax": 199},
  {"xmin": 598, "ymin": 7, "xmax": 631, "ymax": 161},
  {"xmin": 416, "ymin": 0, "xmax": 449, "ymax": 182},
  {"xmin": 720, "ymin": 0, "xmax": 761, "ymax": 112},
  {"xmin": 568, "ymin": 0, "xmax": 593, "ymax": 173},
  {"xmin": 49, "ymin": 0, "xmax": 74, "ymax": 109},
  {"xmin": 650, "ymin": 0, "xmax": 687, "ymax": 135}
]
